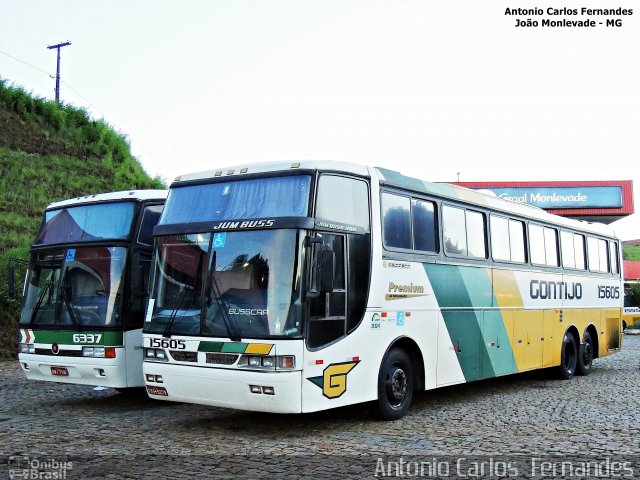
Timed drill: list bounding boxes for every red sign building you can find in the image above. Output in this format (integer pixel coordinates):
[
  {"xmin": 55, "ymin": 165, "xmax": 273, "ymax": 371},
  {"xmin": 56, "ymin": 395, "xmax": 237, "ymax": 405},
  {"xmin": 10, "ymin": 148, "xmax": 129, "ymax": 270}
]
[{"xmin": 456, "ymin": 180, "xmax": 634, "ymax": 224}]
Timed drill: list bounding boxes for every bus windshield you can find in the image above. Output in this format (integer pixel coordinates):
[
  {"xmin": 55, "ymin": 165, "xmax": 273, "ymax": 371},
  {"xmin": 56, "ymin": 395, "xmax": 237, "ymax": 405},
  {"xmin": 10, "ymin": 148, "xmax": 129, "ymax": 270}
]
[
  {"xmin": 145, "ymin": 230, "xmax": 302, "ymax": 338},
  {"xmin": 20, "ymin": 247, "xmax": 127, "ymax": 327},
  {"xmin": 159, "ymin": 175, "xmax": 311, "ymax": 225},
  {"xmin": 35, "ymin": 202, "xmax": 136, "ymax": 245}
]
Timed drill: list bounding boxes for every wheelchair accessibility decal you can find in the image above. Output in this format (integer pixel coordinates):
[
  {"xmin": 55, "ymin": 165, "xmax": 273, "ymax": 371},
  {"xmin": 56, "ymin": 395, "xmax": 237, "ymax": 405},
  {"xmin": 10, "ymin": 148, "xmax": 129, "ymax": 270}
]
[
  {"xmin": 307, "ymin": 360, "xmax": 360, "ymax": 399},
  {"xmin": 213, "ymin": 232, "xmax": 226, "ymax": 248}
]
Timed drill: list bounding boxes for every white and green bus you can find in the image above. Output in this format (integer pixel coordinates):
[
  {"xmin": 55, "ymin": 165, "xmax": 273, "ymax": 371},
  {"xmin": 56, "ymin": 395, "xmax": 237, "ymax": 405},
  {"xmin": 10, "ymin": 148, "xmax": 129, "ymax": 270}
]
[
  {"xmin": 143, "ymin": 161, "xmax": 622, "ymax": 419},
  {"xmin": 18, "ymin": 190, "xmax": 166, "ymax": 391}
]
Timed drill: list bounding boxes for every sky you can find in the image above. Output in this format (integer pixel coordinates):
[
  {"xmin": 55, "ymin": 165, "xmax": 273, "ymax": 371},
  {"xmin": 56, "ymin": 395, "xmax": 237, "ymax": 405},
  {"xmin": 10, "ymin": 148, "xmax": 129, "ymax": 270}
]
[{"xmin": 1, "ymin": 0, "xmax": 639, "ymax": 239}]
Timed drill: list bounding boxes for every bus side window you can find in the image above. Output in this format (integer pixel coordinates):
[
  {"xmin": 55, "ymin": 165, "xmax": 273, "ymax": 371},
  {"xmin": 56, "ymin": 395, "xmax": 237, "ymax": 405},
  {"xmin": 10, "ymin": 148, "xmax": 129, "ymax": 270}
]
[
  {"xmin": 412, "ymin": 199, "xmax": 437, "ymax": 252},
  {"xmin": 610, "ymin": 241, "xmax": 620, "ymax": 275},
  {"xmin": 307, "ymin": 233, "xmax": 347, "ymax": 349},
  {"xmin": 382, "ymin": 193, "xmax": 411, "ymax": 249},
  {"xmin": 137, "ymin": 204, "xmax": 164, "ymax": 246},
  {"xmin": 443, "ymin": 205, "xmax": 466, "ymax": 255}
]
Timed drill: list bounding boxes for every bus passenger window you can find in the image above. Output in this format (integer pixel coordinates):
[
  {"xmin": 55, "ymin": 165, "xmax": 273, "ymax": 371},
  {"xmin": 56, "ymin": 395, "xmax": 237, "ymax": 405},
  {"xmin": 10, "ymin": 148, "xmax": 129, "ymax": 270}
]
[
  {"xmin": 598, "ymin": 239, "xmax": 609, "ymax": 273},
  {"xmin": 382, "ymin": 193, "xmax": 411, "ymax": 249},
  {"xmin": 491, "ymin": 216, "xmax": 524, "ymax": 263},
  {"xmin": 587, "ymin": 237, "xmax": 609, "ymax": 273},
  {"xmin": 530, "ymin": 224, "xmax": 558, "ymax": 267},
  {"xmin": 443, "ymin": 205, "xmax": 467, "ymax": 255},
  {"xmin": 412, "ymin": 199, "xmax": 437, "ymax": 252},
  {"xmin": 444, "ymin": 206, "xmax": 486, "ymax": 258},
  {"xmin": 490, "ymin": 216, "xmax": 510, "ymax": 261},
  {"xmin": 561, "ymin": 231, "xmax": 576, "ymax": 268},
  {"xmin": 574, "ymin": 234, "xmax": 586, "ymax": 270},
  {"xmin": 466, "ymin": 211, "xmax": 486, "ymax": 258},
  {"xmin": 610, "ymin": 242, "xmax": 620, "ymax": 275}
]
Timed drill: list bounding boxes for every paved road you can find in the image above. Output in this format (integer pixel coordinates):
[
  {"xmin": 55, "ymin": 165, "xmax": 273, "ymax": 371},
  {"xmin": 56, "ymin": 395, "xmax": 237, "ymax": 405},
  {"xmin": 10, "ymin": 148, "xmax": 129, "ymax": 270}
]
[{"xmin": 1, "ymin": 336, "xmax": 639, "ymax": 479}]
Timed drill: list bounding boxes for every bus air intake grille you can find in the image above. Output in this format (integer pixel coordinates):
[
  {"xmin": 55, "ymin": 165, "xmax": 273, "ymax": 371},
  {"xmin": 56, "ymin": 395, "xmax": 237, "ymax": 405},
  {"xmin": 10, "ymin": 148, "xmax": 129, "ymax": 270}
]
[
  {"xmin": 35, "ymin": 348, "xmax": 83, "ymax": 357},
  {"xmin": 169, "ymin": 351, "xmax": 198, "ymax": 362},
  {"xmin": 206, "ymin": 353, "xmax": 239, "ymax": 365}
]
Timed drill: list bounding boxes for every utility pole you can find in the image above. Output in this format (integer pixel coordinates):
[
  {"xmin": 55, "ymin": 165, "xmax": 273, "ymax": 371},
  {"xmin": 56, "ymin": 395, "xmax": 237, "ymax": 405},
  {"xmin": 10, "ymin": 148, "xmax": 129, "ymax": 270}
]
[{"xmin": 47, "ymin": 41, "xmax": 71, "ymax": 103}]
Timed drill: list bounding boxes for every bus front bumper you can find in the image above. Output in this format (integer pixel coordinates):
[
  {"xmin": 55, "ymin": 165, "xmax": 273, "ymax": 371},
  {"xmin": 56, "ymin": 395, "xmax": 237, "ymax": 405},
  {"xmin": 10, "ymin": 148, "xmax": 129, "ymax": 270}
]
[
  {"xmin": 18, "ymin": 353, "xmax": 129, "ymax": 388},
  {"xmin": 143, "ymin": 362, "xmax": 302, "ymax": 414}
]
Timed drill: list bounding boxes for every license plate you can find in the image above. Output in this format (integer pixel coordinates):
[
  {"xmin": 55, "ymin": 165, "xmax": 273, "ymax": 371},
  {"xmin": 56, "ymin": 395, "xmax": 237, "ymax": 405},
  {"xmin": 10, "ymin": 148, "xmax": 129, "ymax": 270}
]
[
  {"xmin": 51, "ymin": 366, "xmax": 68, "ymax": 376},
  {"xmin": 146, "ymin": 386, "xmax": 168, "ymax": 396}
]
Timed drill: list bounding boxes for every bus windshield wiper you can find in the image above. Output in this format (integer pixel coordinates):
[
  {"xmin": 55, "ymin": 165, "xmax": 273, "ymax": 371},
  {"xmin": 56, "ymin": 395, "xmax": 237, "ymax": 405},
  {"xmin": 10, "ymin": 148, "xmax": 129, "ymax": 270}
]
[
  {"xmin": 29, "ymin": 271, "xmax": 56, "ymax": 324},
  {"xmin": 208, "ymin": 251, "xmax": 241, "ymax": 342},
  {"xmin": 162, "ymin": 283, "xmax": 192, "ymax": 338}
]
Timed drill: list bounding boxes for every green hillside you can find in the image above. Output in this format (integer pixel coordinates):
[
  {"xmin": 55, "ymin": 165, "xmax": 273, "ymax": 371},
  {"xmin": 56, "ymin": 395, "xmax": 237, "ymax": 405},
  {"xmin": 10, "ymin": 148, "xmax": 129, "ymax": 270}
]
[
  {"xmin": 0, "ymin": 78, "xmax": 164, "ymax": 357},
  {"xmin": 623, "ymin": 243, "xmax": 640, "ymax": 261}
]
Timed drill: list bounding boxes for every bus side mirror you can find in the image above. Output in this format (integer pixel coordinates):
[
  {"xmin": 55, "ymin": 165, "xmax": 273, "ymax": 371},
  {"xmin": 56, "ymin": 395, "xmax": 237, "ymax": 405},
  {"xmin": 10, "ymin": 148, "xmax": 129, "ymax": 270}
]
[{"xmin": 306, "ymin": 236, "xmax": 335, "ymax": 297}]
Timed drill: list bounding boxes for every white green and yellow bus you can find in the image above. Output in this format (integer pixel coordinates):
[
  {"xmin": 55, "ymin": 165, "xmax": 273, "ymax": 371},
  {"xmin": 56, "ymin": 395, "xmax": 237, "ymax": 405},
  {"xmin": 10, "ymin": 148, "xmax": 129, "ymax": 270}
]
[
  {"xmin": 18, "ymin": 190, "xmax": 166, "ymax": 391},
  {"xmin": 143, "ymin": 161, "xmax": 622, "ymax": 419},
  {"xmin": 622, "ymin": 307, "xmax": 640, "ymax": 330}
]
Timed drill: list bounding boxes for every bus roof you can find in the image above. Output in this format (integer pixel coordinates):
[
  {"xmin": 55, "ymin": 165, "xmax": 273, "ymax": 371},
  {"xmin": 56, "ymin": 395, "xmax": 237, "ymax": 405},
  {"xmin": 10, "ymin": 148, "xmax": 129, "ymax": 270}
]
[
  {"xmin": 47, "ymin": 190, "xmax": 167, "ymax": 210},
  {"xmin": 172, "ymin": 160, "xmax": 370, "ymax": 184}
]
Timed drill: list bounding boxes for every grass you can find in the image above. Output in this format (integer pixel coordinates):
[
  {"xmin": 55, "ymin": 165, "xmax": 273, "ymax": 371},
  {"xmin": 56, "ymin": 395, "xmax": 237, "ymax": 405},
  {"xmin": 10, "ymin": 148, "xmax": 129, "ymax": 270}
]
[
  {"xmin": 0, "ymin": 77, "xmax": 165, "ymax": 358},
  {"xmin": 623, "ymin": 245, "xmax": 640, "ymax": 261}
]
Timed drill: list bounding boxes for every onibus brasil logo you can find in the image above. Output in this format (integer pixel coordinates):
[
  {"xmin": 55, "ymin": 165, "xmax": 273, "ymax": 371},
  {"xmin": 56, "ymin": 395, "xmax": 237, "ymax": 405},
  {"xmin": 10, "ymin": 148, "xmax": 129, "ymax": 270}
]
[{"xmin": 307, "ymin": 361, "xmax": 359, "ymax": 399}]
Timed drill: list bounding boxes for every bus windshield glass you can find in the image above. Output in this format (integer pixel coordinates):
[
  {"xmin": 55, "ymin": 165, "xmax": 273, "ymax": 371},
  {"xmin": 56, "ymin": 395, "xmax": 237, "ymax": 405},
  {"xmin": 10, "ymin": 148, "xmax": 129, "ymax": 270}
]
[
  {"xmin": 35, "ymin": 202, "xmax": 136, "ymax": 245},
  {"xmin": 145, "ymin": 230, "xmax": 301, "ymax": 338},
  {"xmin": 20, "ymin": 247, "xmax": 127, "ymax": 327},
  {"xmin": 160, "ymin": 175, "xmax": 311, "ymax": 224}
]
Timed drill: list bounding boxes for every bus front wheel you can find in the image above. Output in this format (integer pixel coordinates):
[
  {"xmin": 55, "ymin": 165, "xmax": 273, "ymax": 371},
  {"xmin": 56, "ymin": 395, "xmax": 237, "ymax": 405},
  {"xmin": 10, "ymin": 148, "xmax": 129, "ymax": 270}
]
[
  {"xmin": 555, "ymin": 332, "xmax": 578, "ymax": 380},
  {"xmin": 372, "ymin": 348, "xmax": 414, "ymax": 421}
]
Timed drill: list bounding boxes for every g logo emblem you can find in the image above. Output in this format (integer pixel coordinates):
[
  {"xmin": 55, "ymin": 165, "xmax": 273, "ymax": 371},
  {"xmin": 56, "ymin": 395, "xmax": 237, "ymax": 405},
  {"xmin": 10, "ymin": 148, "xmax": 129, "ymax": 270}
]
[{"xmin": 308, "ymin": 361, "xmax": 359, "ymax": 399}]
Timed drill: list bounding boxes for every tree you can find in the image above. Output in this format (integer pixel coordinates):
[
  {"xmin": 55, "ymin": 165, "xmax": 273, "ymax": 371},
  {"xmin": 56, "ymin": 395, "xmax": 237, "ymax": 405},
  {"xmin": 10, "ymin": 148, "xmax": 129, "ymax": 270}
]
[{"xmin": 625, "ymin": 283, "xmax": 640, "ymax": 307}]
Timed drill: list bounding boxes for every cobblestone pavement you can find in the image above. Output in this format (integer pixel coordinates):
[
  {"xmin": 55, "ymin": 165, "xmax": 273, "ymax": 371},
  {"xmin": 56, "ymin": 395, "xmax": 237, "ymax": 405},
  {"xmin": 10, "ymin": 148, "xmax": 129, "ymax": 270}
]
[{"xmin": 1, "ymin": 336, "xmax": 638, "ymax": 479}]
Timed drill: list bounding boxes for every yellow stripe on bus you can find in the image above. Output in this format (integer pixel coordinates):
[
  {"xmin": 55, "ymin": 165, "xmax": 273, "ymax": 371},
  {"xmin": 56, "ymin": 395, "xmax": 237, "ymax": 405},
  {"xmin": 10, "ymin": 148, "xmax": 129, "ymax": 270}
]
[{"xmin": 244, "ymin": 343, "xmax": 273, "ymax": 355}]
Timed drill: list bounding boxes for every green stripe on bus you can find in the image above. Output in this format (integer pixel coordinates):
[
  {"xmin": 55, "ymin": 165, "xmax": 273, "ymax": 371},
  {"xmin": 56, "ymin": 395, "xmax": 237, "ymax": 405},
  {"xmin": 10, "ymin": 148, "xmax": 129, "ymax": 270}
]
[
  {"xmin": 198, "ymin": 342, "xmax": 225, "ymax": 352},
  {"xmin": 459, "ymin": 267, "xmax": 518, "ymax": 377},
  {"xmin": 480, "ymin": 309, "xmax": 518, "ymax": 377},
  {"xmin": 424, "ymin": 264, "xmax": 519, "ymax": 380},
  {"xmin": 221, "ymin": 343, "xmax": 248, "ymax": 353},
  {"xmin": 198, "ymin": 341, "xmax": 249, "ymax": 353},
  {"xmin": 32, "ymin": 330, "xmax": 123, "ymax": 346},
  {"xmin": 377, "ymin": 168, "xmax": 458, "ymax": 199}
]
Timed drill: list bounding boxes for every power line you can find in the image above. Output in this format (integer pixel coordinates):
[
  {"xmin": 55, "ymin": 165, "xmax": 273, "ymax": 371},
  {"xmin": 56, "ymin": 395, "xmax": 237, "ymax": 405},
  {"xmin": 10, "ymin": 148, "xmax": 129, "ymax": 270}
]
[
  {"xmin": 60, "ymin": 80, "xmax": 105, "ymax": 117},
  {"xmin": 0, "ymin": 47, "xmax": 171, "ymax": 176},
  {"xmin": 0, "ymin": 48, "xmax": 51, "ymax": 76}
]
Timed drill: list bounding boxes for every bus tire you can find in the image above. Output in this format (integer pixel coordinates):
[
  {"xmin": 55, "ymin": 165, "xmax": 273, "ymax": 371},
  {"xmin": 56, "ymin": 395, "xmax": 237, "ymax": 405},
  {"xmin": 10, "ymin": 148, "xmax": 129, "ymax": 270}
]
[
  {"xmin": 372, "ymin": 348, "xmax": 414, "ymax": 421},
  {"xmin": 555, "ymin": 332, "xmax": 578, "ymax": 380},
  {"xmin": 576, "ymin": 331, "xmax": 594, "ymax": 376}
]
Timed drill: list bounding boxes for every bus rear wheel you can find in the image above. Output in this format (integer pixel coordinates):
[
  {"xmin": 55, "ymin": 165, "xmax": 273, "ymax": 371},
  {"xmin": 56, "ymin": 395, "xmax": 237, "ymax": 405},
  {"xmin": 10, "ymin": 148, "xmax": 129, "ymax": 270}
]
[
  {"xmin": 555, "ymin": 332, "xmax": 578, "ymax": 380},
  {"xmin": 576, "ymin": 331, "xmax": 594, "ymax": 376},
  {"xmin": 372, "ymin": 348, "xmax": 414, "ymax": 421}
]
